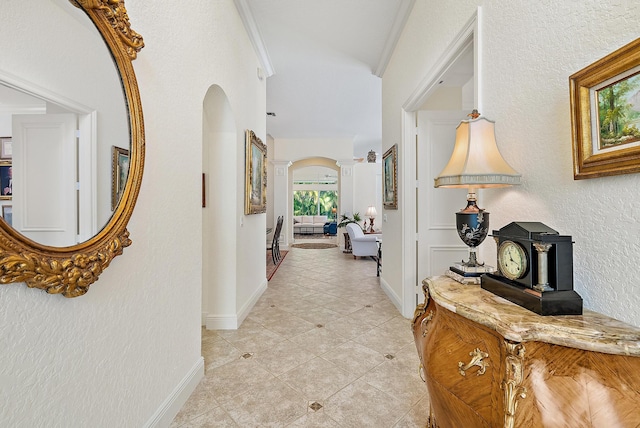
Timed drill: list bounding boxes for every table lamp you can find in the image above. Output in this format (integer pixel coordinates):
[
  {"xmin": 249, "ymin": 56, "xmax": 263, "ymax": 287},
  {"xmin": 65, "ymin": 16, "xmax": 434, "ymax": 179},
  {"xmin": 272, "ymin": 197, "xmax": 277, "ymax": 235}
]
[
  {"xmin": 365, "ymin": 205, "xmax": 377, "ymax": 232},
  {"xmin": 434, "ymin": 110, "xmax": 521, "ymax": 282}
]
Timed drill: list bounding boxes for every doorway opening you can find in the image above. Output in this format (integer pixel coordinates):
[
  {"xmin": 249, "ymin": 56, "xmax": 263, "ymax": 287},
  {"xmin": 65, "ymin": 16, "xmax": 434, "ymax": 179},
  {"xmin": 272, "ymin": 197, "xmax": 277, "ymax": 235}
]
[
  {"xmin": 400, "ymin": 10, "xmax": 480, "ymax": 317},
  {"xmin": 202, "ymin": 85, "xmax": 239, "ymax": 329}
]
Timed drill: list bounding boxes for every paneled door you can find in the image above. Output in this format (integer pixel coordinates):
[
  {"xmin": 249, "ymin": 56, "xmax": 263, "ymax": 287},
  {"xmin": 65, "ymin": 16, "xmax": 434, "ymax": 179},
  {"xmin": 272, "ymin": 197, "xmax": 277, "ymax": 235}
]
[
  {"xmin": 12, "ymin": 113, "xmax": 77, "ymax": 246},
  {"xmin": 416, "ymin": 111, "xmax": 469, "ymax": 296}
]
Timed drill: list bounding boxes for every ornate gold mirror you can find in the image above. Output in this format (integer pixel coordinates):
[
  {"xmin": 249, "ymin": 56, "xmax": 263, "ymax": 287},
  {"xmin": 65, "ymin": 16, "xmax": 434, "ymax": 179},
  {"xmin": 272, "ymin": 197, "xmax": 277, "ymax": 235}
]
[{"xmin": 0, "ymin": 0, "xmax": 144, "ymax": 297}]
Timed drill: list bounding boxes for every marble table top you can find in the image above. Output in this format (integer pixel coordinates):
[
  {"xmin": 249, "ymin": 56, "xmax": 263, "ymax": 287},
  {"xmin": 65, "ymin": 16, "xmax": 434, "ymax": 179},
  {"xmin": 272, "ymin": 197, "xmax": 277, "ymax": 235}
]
[{"xmin": 423, "ymin": 276, "xmax": 640, "ymax": 357}]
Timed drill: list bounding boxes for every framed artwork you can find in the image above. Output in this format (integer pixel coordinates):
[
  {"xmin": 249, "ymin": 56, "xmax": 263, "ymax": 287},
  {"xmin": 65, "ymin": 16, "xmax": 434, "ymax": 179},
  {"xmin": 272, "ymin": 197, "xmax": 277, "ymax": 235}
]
[
  {"xmin": 244, "ymin": 130, "xmax": 267, "ymax": 215},
  {"xmin": 2, "ymin": 205, "xmax": 12, "ymax": 227},
  {"xmin": 0, "ymin": 162, "xmax": 11, "ymax": 201},
  {"xmin": 570, "ymin": 38, "xmax": 640, "ymax": 179},
  {"xmin": 0, "ymin": 137, "xmax": 11, "ymax": 160},
  {"xmin": 383, "ymin": 144, "xmax": 398, "ymax": 209},
  {"xmin": 111, "ymin": 146, "xmax": 130, "ymax": 210}
]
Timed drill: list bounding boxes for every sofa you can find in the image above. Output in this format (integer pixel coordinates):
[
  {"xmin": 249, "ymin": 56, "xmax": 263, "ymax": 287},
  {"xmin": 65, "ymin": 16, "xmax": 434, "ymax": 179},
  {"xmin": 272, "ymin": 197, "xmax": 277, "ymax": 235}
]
[{"xmin": 293, "ymin": 215, "xmax": 328, "ymax": 234}]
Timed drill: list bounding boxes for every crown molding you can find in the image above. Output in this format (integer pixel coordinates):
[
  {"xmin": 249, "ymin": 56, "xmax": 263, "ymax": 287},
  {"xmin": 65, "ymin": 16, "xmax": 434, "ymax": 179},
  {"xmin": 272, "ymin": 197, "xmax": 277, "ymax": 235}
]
[
  {"xmin": 234, "ymin": 0, "xmax": 275, "ymax": 78},
  {"xmin": 374, "ymin": 0, "xmax": 416, "ymax": 78}
]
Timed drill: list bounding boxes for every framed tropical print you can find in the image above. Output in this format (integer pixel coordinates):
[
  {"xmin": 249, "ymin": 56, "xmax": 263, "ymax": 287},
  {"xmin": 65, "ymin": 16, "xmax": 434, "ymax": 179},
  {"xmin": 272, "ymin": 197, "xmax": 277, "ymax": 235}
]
[{"xmin": 570, "ymin": 38, "xmax": 640, "ymax": 179}]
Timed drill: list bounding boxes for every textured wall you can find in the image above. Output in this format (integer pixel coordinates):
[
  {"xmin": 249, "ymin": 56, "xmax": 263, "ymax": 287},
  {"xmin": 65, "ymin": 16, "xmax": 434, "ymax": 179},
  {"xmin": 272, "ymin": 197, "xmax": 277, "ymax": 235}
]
[
  {"xmin": 0, "ymin": 0, "xmax": 264, "ymax": 426},
  {"xmin": 384, "ymin": 0, "xmax": 640, "ymax": 326}
]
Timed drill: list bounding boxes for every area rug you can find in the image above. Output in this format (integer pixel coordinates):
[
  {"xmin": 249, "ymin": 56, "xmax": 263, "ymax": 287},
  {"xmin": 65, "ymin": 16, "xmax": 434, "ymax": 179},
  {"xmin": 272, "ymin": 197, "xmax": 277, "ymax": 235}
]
[
  {"xmin": 293, "ymin": 233, "xmax": 336, "ymax": 239},
  {"xmin": 266, "ymin": 250, "xmax": 288, "ymax": 281},
  {"xmin": 290, "ymin": 243, "xmax": 337, "ymax": 249}
]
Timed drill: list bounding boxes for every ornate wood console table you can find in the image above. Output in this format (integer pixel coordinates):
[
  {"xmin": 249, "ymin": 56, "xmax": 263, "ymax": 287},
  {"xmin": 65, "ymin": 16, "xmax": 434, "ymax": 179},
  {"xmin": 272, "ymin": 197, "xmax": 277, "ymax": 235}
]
[{"xmin": 412, "ymin": 276, "xmax": 640, "ymax": 428}]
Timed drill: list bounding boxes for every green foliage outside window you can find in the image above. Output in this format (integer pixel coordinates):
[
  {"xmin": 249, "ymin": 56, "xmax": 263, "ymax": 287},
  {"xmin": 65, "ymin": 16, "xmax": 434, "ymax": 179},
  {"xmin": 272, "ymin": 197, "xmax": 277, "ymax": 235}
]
[{"xmin": 293, "ymin": 190, "xmax": 338, "ymax": 219}]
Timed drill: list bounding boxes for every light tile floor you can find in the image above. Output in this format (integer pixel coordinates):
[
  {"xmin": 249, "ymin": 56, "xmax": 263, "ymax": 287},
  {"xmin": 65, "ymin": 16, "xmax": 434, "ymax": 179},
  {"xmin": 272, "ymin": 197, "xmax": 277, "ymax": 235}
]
[{"xmin": 171, "ymin": 242, "xmax": 429, "ymax": 427}]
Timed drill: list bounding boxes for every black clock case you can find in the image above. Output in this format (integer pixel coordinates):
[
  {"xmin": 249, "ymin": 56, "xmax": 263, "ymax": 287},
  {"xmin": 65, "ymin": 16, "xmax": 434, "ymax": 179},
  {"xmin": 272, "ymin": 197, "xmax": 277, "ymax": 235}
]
[{"xmin": 481, "ymin": 222, "xmax": 582, "ymax": 316}]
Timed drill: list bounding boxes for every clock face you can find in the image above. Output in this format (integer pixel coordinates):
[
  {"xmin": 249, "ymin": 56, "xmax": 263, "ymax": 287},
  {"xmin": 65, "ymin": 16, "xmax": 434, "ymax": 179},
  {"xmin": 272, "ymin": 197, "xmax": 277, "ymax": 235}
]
[{"xmin": 498, "ymin": 240, "xmax": 528, "ymax": 280}]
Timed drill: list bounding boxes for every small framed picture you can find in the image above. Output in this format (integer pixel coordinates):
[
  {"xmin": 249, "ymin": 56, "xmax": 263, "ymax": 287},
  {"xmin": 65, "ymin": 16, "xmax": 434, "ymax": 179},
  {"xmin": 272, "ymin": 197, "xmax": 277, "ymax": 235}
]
[
  {"xmin": 244, "ymin": 130, "xmax": 267, "ymax": 215},
  {"xmin": 0, "ymin": 162, "xmax": 12, "ymax": 201},
  {"xmin": 111, "ymin": 146, "xmax": 130, "ymax": 210},
  {"xmin": 0, "ymin": 137, "xmax": 11, "ymax": 160},
  {"xmin": 2, "ymin": 205, "xmax": 12, "ymax": 227},
  {"xmin": 383, "ymin": 144, "xmax": 398, "ymax": 209}
]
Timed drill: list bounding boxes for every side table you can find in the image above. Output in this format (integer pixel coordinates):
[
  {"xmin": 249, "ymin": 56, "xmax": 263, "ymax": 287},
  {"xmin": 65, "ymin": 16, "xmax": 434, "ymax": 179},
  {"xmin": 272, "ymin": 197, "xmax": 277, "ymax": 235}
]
[{"xmin": 343, "ymin": 232, "xmax": 352, "ymax": 253}]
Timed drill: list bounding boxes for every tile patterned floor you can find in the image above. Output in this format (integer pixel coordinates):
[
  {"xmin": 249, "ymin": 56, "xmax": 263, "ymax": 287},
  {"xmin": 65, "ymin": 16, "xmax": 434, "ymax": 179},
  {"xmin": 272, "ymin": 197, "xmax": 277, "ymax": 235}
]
[{"xmin": 171, "ymin": 243, "xmax": 430, "ymax": 427}]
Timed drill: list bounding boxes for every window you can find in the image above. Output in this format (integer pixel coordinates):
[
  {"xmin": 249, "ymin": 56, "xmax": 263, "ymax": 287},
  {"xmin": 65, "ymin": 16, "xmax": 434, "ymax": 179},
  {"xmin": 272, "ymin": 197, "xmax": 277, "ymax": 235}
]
[{"xmin": 293, "ymin": 190, "xmax": 338, "ymax": 219}]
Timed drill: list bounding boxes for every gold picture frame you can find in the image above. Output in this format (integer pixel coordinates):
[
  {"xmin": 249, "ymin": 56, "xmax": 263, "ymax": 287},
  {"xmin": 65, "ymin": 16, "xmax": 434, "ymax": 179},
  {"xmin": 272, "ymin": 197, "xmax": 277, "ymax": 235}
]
[
  {"xmin": 111, "ymin": 146, "xmax": 130, "ymax": 210},
  {"xmin": 570, "ymin": 38, "xmax": 640, "ymax": 179},
  {"xmin": 0, "ymin": 137, "xmax": 12, "ymax": 160},
  {"xmin": 383, "ymin": 144, "xmax": 398, "ymax": 209},
  {"xmin": 0, "ymin": 162, "xmax": 11, "ymax": 201},
  {"xmin": 244, "ymin": 130, "xmax": 267, "ymax": 214}
]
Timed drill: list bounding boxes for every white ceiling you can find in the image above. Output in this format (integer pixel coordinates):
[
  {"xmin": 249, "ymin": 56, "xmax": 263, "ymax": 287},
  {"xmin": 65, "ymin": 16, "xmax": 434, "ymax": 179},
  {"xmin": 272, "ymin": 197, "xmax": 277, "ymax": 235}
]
[{"xmin": 239, "ymin": 0, "xmax": 415, "ymax": 159}]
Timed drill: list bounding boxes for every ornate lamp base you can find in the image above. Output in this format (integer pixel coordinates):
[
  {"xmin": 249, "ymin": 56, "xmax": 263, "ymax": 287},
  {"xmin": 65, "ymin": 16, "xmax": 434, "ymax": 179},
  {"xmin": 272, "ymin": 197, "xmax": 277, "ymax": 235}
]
[{"xmin": 447, "ymin": 194, "xmax": 495, "ymax": 284}]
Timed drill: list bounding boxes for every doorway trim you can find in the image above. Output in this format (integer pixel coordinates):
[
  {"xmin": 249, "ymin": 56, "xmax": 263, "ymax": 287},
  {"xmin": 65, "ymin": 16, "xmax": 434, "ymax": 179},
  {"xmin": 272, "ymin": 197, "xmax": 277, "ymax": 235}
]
[
  {"xmin": 0, "ymin": 69, "xmax": 98, "ymax": 241},
  {"xmin": 399, "ymin": 8, "xmax": 482, "ymax": 317}
]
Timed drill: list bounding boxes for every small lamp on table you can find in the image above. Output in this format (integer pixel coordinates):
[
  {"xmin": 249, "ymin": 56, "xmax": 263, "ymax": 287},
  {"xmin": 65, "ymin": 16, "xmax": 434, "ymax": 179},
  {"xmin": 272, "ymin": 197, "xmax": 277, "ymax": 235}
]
[
  {"xmin": 434, "ymin": 110, "xmax": 521, "ymax": 283},
  {"xmin": 365, "ymin": 205, "xmax": 377, "ymax": 233}
]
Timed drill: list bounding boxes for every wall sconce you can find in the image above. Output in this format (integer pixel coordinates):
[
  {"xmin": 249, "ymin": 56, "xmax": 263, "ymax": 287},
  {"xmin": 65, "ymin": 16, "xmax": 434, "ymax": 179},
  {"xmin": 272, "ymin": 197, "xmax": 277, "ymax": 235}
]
[
  {"xmin": 365, "ymin": 205, "xmax": 377, "ymax": 232},
  {"xmin": 434, "ymin": 110, "xmax": 521, "ymax": 282}
]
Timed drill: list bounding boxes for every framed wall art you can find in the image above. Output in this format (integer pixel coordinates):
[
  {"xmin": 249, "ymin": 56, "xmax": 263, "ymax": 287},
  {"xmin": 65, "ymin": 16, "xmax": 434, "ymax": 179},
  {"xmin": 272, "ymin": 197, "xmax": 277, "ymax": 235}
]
[
  {"xmin": 111, "ymin": 146, "xmax": 130, "ymax": 210},
  {"xmin": 244, "ymin": 130, "xmax": 267, "ymax": 214},
  {"xmin": 570, "ymin": 38, "xmax": 640, "ymax": 179},
  {"xmin": 2, "ymin": 205, "xmax": 12, "ymax": 227},
  {"xmin": 0, "ymin": 162, "xmax": 11, "ymax": 201},
  {"xmin": 0, "ymin": 137, "xmax": 12, "ymax": 160},
  {"xmin": 383, "ymin": 144, "xmax": 398, "ymax": 209}
]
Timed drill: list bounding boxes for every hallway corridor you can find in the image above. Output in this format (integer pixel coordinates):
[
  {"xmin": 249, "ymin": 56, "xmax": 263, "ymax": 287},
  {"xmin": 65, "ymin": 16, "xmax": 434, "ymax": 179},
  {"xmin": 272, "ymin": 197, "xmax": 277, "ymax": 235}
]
[{"xmin": 171, "ymin": 245, "xmax": 429, "ymax": 427}]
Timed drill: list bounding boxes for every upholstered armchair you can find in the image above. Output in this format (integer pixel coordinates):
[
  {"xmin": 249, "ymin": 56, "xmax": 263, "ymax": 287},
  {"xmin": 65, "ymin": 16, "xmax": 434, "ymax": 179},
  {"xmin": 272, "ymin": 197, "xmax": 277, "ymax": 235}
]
[{"xmin": 346, "ymin": 223, "xmax": 379, "ymax": 258}]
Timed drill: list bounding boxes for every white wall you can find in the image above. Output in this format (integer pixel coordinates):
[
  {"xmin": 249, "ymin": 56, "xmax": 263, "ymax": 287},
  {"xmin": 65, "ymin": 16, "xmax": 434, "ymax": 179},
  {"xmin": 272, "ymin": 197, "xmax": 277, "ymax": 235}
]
[
  {"xmin": 354, "ymin": 162, "xmax": 382, "ymax": 232},
  {"xmin": 0, "ymin": 1, "xmax": 265, "ymax": 427},
  {"xmin": 383, "ymin": 0, "xmax": 640, "ymax": 326},
  {"xmin": 273, "ymin": 137, "xmax": 354, "ymax": 161}
]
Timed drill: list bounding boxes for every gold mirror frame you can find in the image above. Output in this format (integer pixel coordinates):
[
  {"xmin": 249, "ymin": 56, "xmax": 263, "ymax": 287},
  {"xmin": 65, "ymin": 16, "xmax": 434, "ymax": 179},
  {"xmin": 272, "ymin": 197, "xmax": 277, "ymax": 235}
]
[{"xmin": 0, "ymin": 0, "xmax": 145, "ymax": 297}]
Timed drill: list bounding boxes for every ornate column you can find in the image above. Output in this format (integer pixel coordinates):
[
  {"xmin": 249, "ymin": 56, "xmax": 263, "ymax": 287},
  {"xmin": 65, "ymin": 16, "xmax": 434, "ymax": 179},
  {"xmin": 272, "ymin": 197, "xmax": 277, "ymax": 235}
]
[
  {"xmin": 533, "ymin": 242, "xmax": 553, "ymax": 292},
  {"xmin": 336, "ymin": 159, "xmax": 356, "ymax": 248},
  {"xmin": 272, "ymin": 160, "xmax": 292, "ymax": 246}
]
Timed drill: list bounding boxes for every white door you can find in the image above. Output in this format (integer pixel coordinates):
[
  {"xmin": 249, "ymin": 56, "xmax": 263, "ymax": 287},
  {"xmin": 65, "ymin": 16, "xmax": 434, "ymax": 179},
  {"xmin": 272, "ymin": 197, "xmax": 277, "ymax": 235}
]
[
  {"xmin": 12, "ymin": 114, "xmax": 77, "ymax": 246},
  {"xmin": 416, "ymin": 111, "xmax": 469, "ymax": 296}
]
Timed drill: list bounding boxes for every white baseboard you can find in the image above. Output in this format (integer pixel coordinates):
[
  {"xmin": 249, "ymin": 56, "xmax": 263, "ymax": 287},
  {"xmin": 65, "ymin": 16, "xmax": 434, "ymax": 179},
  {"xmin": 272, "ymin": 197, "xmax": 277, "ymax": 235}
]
[
  {"xmin": 380, "ymin": 277, "xmax": 403, "ymax": 314},
  {"xmin": 143, "ymin": 356, "xmax": 204, "ymax": 428},
  {"xmin": 237, "ymin": 278, "xmax": 267, "ymax": 325},
  {"xmin": 205, "ymin": 314, "xmax": 238, "ymax": 330},
  {"xmin": 204, "ymin": 278, "xmax": 268, "ymax": 330}
]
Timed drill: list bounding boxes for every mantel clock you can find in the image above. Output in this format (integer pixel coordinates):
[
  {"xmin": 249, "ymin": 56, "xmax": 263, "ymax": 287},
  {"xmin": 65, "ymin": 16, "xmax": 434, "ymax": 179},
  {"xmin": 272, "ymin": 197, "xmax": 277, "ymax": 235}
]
[{"xmin": 481, "ymin": 222, "xmax": 582, "ymax": 315}]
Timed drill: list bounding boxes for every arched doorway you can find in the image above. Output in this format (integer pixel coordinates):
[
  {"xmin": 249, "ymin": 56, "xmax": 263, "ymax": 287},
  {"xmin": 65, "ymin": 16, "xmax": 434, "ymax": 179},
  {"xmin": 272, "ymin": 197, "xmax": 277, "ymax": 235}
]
[
  {"xmin": 202, "ymin": 85, "xmax": 237, "ymax": 329},
  {"xmin": 289, "ymin": 157, "xmax": 340, "ymax": 244}
]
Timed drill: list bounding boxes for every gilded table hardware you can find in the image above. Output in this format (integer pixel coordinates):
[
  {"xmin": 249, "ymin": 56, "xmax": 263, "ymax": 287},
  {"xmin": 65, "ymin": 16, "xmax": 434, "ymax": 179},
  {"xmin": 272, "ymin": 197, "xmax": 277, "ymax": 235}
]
[
  {"xmin": 458, "ymin": 348, "xmax": 489, "ymax": 376},
  {"xmin": 421, "ymin": 310, "xmax": 434, "ymax": 337},
  {"xmin": 502, "ymin": 341, "xmax": 527, "ymax": 428}
]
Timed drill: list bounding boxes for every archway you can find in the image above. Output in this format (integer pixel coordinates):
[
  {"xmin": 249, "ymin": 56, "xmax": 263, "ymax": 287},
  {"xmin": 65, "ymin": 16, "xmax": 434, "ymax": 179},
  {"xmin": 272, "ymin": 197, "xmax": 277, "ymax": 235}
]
[
  {"xmin": 289, "ymin": 157, "xmax": 340, "ymax": 243},
  {"xmin": 202, "ymin": 85, "xmax": 237, "ymax": 329}
]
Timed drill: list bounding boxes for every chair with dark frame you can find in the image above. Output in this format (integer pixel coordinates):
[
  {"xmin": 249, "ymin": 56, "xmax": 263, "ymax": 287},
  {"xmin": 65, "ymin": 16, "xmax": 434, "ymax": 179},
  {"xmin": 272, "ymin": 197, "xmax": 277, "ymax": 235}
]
[{"xmin": 271, "ymin": 216, "xmax": 284, "ymax": 265}]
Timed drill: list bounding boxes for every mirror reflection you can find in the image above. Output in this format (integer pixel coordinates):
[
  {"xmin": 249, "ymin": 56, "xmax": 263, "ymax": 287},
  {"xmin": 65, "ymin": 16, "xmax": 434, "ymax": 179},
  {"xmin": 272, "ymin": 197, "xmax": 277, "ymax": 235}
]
[{"xmin": 0, "ymin": 0, "xmax": 129, "ymax": 247}]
